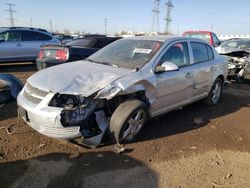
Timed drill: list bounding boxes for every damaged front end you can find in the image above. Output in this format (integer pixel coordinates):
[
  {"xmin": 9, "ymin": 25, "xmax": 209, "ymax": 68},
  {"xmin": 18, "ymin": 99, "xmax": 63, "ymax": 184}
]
[
  {"xmin": 223, "ymin": 51, "xmax": 250, "ymax": 81},
  {"xmin": 48, "ymin": 94, "xmax": 108, "ymax": 147}
]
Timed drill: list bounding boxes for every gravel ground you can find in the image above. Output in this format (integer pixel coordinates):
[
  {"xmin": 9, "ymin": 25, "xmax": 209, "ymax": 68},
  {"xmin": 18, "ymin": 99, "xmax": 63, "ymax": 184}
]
[{"xmin": 1, "ymin": 63, "xmax": 250, "ymax": 187}]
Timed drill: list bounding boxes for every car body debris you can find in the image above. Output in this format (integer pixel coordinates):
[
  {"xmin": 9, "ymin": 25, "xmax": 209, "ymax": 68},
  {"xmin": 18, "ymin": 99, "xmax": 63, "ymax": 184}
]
[
  {"xmin": 216, "ymin": 39, "xmax": 250, "ymax": 81},
  {"xmin": 0, "ymin": 73, "xmax": 23, "ymax": 104}
]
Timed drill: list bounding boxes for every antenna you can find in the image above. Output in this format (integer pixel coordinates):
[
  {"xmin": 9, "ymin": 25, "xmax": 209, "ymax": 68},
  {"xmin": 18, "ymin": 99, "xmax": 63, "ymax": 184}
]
[
  {"xmin": 164, "ymin": 0, "xmax": 174, "ymax": 34},
  {"xmin": 5, "ymin": 3, "xmax": 16, "ymax": 27},
  {"xmin": 151, "ymin": 0, "xmax": 160, "ymax": 33}
]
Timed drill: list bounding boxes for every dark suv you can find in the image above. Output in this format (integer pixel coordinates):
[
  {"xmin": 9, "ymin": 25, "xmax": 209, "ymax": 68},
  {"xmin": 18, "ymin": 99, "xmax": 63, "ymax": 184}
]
[{"xmin": 0, "ymin": 27, "xmax": 60, "ymax": 63}]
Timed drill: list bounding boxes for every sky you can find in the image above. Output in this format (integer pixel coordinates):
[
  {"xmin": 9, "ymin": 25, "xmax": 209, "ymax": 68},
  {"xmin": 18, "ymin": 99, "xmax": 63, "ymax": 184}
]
[{"xmin": 0, "ymin": 0, "xmax": 249, "ymax": 35}]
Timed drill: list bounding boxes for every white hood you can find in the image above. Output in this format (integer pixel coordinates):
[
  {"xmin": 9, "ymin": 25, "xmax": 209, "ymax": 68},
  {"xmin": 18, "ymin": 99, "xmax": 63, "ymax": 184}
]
[{"xmin": 28, "ymin": 60, "xmax": 132, "ymax": 96}]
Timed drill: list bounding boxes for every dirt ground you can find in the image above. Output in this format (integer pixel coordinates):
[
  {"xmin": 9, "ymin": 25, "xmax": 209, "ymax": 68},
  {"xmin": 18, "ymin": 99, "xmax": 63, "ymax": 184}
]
[{"xmin": 1, "ymin": 63, "xmax": 250, "ymax": 188}]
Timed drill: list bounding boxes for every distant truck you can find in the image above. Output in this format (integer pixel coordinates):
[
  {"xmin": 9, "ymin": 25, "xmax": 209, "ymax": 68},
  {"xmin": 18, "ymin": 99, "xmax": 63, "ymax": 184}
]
[{"xmin": 183, "ymin": 31, "xmax": 221, "ymax": 47}]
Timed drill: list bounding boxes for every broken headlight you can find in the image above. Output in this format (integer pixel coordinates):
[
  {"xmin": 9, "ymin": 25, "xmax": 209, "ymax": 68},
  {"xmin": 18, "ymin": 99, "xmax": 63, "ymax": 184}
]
[
  {"xmin": 95, "ymin": 84, "xmax": 122, "ymax": 100},
  {"xmin": 49, "ymin": 94, "xmax": 96, "ymax": 127}
]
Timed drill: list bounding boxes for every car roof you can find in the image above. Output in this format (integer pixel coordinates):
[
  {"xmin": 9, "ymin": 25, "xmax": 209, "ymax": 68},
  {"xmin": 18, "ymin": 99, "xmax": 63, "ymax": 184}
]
[
  {"xmin": 0, "ymin": 27, "xmax": 51, "ymax": 35},
  {"xmin": 124, "ymin": 35, "xmax": 207, "ymax": 44},
  {"xmin": 183, "ymin": 30, "xmax": 213, "ymax": 34}
]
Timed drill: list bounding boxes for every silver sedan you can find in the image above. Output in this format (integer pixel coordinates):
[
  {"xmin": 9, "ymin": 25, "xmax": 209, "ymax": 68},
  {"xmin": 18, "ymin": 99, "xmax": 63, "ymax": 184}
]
[{"xmin": 17, "ymin": 35, "xmax": 228, "ymax": 147}]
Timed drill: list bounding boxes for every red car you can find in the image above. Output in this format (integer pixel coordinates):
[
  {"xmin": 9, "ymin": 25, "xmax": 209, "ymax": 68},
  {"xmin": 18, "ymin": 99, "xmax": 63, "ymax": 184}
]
[{"xmin": 183, "ymin": 31, "xmax": 221, "ymax": 47}]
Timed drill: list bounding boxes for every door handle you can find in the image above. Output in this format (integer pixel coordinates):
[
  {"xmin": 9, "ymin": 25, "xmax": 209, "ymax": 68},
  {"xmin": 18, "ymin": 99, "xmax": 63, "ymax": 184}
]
[
  {"xmin": 17, "ymin": 43, "xmax": 22, "ymax": 47},
  {"xmin": 185, "ymin": 72, "xmax": 193, "ymax": 78},
  {"xmin": 210, "ymin": 66, "xmax": 216, "ymax": 71}
]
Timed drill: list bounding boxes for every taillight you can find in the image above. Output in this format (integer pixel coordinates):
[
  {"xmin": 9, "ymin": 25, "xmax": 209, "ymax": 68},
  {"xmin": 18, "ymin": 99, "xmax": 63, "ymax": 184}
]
[
  {"xmin": 38, "ymin": 50, "xmax": 44, "ymax": 59},
  {"xmin": 55, "ymin": 50, "xmax": 68, "ymax": 61}
]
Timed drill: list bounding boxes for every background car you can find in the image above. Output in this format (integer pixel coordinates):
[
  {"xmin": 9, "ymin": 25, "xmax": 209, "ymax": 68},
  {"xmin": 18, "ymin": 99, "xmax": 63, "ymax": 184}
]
[
  {"xmin": 183, "ymin": 30, "xmax": 221, "ymax": 47},
  {"xmin": 36, "ymin": 36, "xmax": 122, "ymax": 70},
  {"xmin": 54, "ymin": 34, "xmax": 75, "ymax": 45},
  {"xmin": 0, "ymin": 27, "xmax": 60, "ymax": 63},
  {"xmin": 215, "ymin": 38, "xmax": 250, "ymax": 81}
]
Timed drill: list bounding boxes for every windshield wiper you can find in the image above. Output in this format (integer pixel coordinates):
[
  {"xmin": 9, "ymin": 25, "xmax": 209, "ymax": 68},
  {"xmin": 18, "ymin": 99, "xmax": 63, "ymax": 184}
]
[
  {"xmin": 87, "ymin": 59, "xmax": 119, "ymax": 68},
  {"xmin": 101, "ymin": 62, "xmax": 120, "ymax": 68}
]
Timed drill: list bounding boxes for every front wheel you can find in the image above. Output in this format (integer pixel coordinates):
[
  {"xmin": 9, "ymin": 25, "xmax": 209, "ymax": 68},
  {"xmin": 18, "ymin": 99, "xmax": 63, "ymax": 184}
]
[
  {"xmin": 109, "ymin": 100, "xmax": 148, "ymax": 144},
  {"xmin": 204, "ymin": 78, "xmax": 223, "ymax": 106}
]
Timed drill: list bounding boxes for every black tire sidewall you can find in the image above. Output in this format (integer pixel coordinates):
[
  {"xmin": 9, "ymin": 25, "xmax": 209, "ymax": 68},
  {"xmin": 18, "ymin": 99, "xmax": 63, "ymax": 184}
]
[
  {"xmin": 110, "ymin": 100, "xmax": 148, "ymax": 144},
  {"xmin": 118, "ymin": 105, "xmax": 148, "ymax": 143}
]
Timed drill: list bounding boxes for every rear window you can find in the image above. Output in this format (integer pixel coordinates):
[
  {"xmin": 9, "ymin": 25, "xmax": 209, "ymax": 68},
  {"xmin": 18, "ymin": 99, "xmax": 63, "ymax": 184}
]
[
  {"xmin": 92, "ymin": 38, "xmax": 119, "ymax": 48},
  {"xmin": 67, "ymin": 39, "xmax": 96, "ymax": 47},
  {"xmin": 184, "ymin": 33, "xmax": 210, "ymax": 43},
  {"xmin": 191, "ymin": 42, "xmax": 214, "ymax": 63}
]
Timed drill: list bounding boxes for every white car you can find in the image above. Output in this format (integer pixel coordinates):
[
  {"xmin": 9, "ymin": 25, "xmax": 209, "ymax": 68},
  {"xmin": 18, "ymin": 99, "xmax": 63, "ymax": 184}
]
[{"xmin": 17, "ymin": 36, "xmax": 228, "ymax": 146}]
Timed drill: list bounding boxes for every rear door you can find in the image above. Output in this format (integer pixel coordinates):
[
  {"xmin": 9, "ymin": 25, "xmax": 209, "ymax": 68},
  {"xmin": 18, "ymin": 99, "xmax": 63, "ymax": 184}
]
[
  {"xmin": 0, "ymin": 30, "xmax": 23, "ymax": 60},
  {"xmin": 21, "ymin": 30, "xmax": 54, "ymax": 59},
  {"xmin": 190, "ymin": 42, "xmax": 215, "ymax": 96}
]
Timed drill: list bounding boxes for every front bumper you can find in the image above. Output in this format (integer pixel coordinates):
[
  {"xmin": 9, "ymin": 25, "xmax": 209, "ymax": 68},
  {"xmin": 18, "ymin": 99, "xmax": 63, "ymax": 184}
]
[{"xmin": 17, "ymin": 89, "xmax": 81, "ymax": 139}]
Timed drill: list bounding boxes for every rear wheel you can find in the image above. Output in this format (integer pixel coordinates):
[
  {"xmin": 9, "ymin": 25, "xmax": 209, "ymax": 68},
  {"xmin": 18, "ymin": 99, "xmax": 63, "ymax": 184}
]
[
  {"xmin": 109, "ymin": 100, "xmax": 148, "ymax": 144},
  {"xmin": 204, "ymin": 78, "xmax": 223, "ymax": 106}
]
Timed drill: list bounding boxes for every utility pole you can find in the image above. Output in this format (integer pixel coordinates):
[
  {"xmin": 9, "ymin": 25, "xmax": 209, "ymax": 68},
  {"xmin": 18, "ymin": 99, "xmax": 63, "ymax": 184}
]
[
  {"xmin": 151, "ymin": 0, "xmax": 160, "ymax": 33},
  {"xmin": 104, "ymin": 18, "xmax": 107, "ymax": 35},
  {"xmin": 49, "ymin": 20, "xmax": 53, "ymax": 32},
  {"xmin": 30, "ymin": 18, "xmax": 33, "ymax": 27},
  {"xmin": 5, "ymin": 3, "xmax": 16, "ymax": 27},
  {"xmin": 164, "ymin": 0, "xmax": 174, "ymax": 34}
]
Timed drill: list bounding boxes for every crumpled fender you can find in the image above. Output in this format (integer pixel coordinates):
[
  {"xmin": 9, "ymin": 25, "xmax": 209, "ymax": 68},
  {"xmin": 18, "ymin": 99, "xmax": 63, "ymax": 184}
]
[{"xmin": 0, "ymin": 73, "xmax": 23, "ymax": 99}]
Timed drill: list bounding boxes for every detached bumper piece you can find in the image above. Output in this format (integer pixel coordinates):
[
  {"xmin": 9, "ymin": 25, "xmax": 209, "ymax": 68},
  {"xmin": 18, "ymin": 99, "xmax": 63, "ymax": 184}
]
[
  {"xmin": 60, "ymin": 102, "xmax": 108, "ymax": 148},
  {"xmin": 81, "ymin": 111, "xmax": 108, "ymax": 148}
]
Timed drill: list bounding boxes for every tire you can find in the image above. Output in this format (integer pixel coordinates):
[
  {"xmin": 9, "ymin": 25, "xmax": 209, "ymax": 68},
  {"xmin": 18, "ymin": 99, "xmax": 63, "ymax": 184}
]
[
  {"xmin": 0, "ymin": 90, "xmax": 14, "ymax": 104},
  {"xmin": 204, "ymin": 78, "xmax": 223, "ymax": 106},
  {"xmin": 109, "ymin": 100, "xmax": 148, "ymax": 144}
]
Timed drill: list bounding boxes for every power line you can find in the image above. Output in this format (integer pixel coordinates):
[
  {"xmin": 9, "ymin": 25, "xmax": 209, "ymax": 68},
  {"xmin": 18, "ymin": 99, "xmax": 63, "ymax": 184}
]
[
  {"xmin": 49, "ymin": 20, "xmax": 53, "ymax": 32},
  {"xmin": 151, "ymin": 0, "xmax": 160, "ymax": 33},
  {"xmin": 5, "ymin": 3, "xmax": 16, "ymax": 27},
  {"xmin": 164, "ymin": 0, "xmax": 174, "ymax": 34},
  {"xmin": 104, "ymin": 18, "xmax": 107, "ymax": 35}
]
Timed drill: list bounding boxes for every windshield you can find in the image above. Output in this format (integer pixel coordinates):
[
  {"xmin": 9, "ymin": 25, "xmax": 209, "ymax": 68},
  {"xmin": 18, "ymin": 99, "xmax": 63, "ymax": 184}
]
[
  {"xmin": 87, "ymin": 39, "xmax": 163, "ymax": 70},
  {"xmin": 184, "ymin": 33, "xmax": 210, "ymax": 43},
  {"xmin": 220, "ymin": 39, "xmax": 250, "ymax": 52}
]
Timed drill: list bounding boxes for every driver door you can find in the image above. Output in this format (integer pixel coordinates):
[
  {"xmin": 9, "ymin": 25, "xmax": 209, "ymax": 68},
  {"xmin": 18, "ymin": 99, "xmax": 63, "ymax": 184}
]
[{"xmin": 151, "ymin": 41, "xmax": 195, "ymax": 116}]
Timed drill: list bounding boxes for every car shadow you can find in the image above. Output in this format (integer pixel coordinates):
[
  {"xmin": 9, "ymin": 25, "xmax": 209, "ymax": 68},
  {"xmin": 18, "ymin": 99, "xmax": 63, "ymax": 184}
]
[
  {"xmin": 0, "ymin": 102, "xmax": 17, "ymax": 121},
  {"xmin": 0, "ymin": 152, "xmax": 158, "ymax": 188},
  {"xmin": 0, "ymin": 63, "xmax": 37, "ymax": 73},
  {"xmin": 135, "ymin": 83, "xmax": 250, "ymax": 143}
]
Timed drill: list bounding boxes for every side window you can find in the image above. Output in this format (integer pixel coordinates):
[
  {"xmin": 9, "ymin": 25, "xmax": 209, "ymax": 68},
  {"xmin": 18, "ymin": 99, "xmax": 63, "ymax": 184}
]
[
  {"xmin": 4, "ymin": 31, "xmax": 21, "ymax": 42},
  {"xmin": 212, "ymin": 34, "xmax": 220, "ymax": 45},
  {"xmin": 191, "ymin": 42, "xmax": 210, "ymax": 63},
  {"xmin": 21, "ymin": 31, "xmax": 52, "ymax": 41},
  {"xmin": 206, "ymin": 45, "xmax": 214, "ymax": 60},
  {"xmin": 159, "ymin": 42, "xmax": 190, "ymax": 67},
  {"xmin": 0, "ymin": 32, "xmax": 8, "ymax": 41},
  {"xmin": 35, "ymin": 32, "xmax": 52, "ymax": 41}
]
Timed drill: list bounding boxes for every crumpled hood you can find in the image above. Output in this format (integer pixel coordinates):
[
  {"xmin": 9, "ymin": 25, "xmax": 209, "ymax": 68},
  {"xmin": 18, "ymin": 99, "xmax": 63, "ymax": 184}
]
[
  {"xmin": 28, "ymin": 60, "xmax": 132, "ymax": 96},
  {"xmin": 216, "ymin": 46, "xmax": 250, "ymax": 55}
]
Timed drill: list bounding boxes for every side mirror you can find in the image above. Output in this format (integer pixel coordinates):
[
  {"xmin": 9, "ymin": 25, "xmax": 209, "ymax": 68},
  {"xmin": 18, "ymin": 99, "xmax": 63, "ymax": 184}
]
[{"xmin": 155, "ymin": 61, "xmax": 179, "ymax": 73}]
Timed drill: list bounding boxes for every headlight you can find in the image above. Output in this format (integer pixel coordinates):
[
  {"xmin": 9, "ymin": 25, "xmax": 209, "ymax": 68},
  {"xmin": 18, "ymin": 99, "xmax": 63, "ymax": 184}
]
[{"xmin": 95, "ymin": 84, "xmax": 122, "ymax": 100}]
